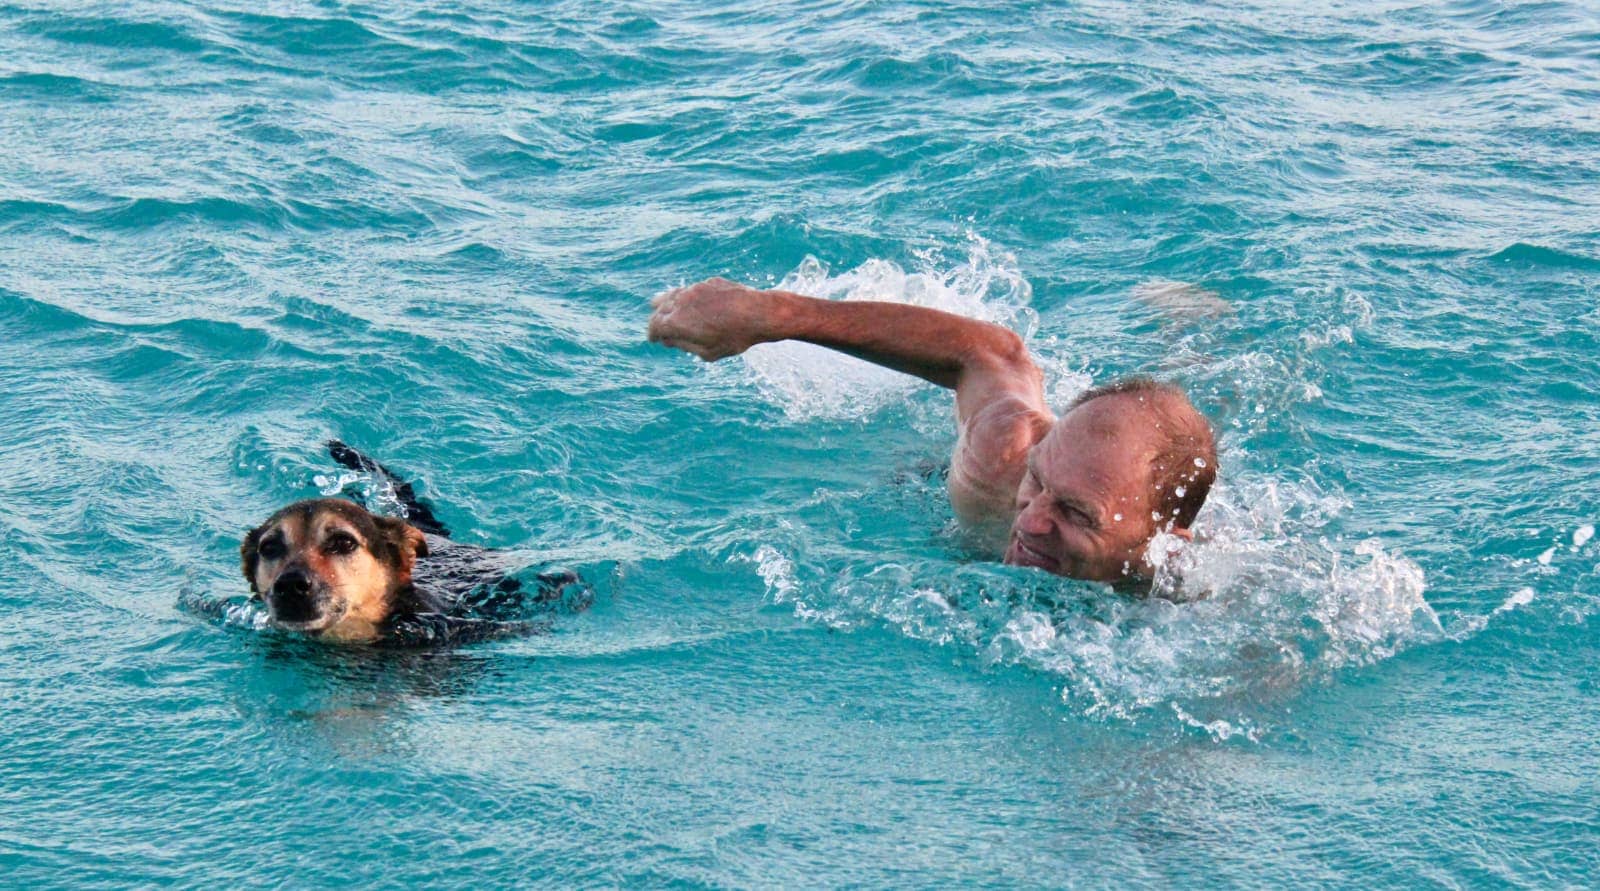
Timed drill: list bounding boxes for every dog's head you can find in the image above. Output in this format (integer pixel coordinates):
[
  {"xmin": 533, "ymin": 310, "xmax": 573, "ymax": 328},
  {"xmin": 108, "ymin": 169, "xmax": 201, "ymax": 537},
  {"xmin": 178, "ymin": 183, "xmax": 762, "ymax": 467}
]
[{"xmin": 240, "ymin": 499, "xmax": 429, "ymax": 642}]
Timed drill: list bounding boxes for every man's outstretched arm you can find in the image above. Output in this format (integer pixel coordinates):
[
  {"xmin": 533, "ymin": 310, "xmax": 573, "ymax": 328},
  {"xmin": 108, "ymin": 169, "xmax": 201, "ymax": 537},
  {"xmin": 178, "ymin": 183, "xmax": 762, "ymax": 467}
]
[
  {"xmin": 647, "ymin": 278, "xmax": 1048, "ymax": 424},
  {"xmin": 647, "ymin": 278, "xmax": 1054, "ymax": 529}
]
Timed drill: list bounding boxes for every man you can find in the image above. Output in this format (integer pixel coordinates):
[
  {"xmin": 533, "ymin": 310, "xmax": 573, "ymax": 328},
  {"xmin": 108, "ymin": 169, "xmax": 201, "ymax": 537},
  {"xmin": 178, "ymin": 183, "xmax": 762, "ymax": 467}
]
[{"xmin": 647, "ymin": 277, "xmax": 1217, "ymax": 584}]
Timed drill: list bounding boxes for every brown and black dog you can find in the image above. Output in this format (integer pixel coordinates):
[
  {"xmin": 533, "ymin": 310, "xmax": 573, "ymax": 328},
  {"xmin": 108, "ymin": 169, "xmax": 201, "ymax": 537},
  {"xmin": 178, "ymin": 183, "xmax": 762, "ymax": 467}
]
[{"xmin": 238, "ymin": 441, "xmax": 580, "ymax": 645}]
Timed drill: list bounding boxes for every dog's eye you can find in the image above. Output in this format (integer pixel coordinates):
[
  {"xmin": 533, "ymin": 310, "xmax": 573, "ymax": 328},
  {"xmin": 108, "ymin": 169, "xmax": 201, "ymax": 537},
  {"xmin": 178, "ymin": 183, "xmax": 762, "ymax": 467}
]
[
  {"xmin": 324, "ymin": 533, "xmax": 359, "ymax": 556},
  {"xmin": 258, "ymin": 538, "xmax": 285, "ymax": 560}
]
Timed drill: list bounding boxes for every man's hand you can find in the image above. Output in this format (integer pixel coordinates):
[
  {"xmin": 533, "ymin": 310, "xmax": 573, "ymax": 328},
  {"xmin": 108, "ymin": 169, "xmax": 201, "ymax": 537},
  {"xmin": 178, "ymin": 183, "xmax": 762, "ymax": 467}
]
[{"xmin": 647, "ymin": 277, "xmax": 783, "ymax": 361}]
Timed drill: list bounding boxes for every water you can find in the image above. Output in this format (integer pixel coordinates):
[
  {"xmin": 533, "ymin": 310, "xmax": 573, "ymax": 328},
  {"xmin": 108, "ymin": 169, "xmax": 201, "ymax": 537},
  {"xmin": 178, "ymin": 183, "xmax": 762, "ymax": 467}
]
[{"xmin": 2, "ymin": 0, "xmax": 1597, "ymax": 886}]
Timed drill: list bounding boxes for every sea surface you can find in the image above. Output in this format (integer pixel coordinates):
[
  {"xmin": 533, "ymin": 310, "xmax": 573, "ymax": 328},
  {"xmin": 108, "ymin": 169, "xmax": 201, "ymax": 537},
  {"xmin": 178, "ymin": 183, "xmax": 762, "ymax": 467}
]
[{"xmin": 2, "ymin": 0, "xmax": 1597, "ymax": 886}]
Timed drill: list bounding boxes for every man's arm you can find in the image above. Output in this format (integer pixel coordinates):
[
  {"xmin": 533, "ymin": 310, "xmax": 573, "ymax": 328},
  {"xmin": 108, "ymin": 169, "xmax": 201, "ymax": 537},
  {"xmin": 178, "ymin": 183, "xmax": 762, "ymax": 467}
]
[{"xmin": 648, "ymin": 278, "xmax": 1054, "ymax": 530}]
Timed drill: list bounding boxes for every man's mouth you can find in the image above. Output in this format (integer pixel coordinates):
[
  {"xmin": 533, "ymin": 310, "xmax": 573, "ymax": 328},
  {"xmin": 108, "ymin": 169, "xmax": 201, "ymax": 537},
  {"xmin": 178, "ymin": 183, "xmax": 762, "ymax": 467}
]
[{"xmin": 1006, "ymin": 537, "xmax": 1059, "ymax": 573}]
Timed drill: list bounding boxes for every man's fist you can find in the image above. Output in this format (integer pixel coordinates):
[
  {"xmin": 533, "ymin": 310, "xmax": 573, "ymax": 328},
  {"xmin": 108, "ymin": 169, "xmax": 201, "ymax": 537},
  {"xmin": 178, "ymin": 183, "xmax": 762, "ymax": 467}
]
[{"xmin": 647, "ymin": 277, "xmax": 783, "ymax": 361}]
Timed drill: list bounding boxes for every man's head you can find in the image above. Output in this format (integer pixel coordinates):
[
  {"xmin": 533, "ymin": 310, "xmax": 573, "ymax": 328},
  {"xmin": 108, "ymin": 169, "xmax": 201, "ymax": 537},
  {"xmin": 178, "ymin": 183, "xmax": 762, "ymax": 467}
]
[{"xmin": 1003, "ymin": 377, "xmax": 1216, "ymax": 582}]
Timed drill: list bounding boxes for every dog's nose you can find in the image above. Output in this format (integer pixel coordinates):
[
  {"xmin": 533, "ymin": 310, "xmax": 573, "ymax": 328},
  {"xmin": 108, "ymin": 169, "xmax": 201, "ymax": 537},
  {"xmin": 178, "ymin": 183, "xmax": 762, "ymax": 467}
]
[
  {"xmin": 274, "ymin": 568, "xmax": 311, "ymax": 597},
  {"xmin": 271, "ymin": 569, "xmax": 316, "ymax": 621}
]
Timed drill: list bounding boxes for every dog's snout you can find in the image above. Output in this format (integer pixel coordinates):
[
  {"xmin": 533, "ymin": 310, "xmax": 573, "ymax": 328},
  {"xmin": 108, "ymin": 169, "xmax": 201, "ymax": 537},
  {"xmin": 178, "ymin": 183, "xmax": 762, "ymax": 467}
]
[{"xmin": 271, "ymin": 568, "xmax": 317, "ymax": 622}]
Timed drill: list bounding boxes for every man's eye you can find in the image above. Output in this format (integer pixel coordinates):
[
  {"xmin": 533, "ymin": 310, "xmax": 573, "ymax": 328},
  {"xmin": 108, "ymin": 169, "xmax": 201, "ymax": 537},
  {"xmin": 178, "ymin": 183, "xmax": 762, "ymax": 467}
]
[
  {"xmin": 1061, "ymin": 505, "xmax": 1093, "ymax": 527},
  {"xmin": 258, "ymin": 539, "xmax": 285, "ymax": 560},
  {"xmin": 325, "ymin": 534, "xmax": 358, "ymax": 556}
]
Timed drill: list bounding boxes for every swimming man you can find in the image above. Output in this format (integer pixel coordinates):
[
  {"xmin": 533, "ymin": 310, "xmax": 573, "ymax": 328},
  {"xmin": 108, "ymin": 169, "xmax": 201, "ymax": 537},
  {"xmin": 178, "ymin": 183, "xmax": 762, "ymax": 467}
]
[{"xmin": 647, "ymin": 277, "xmax": 1217, "ymax": 584}]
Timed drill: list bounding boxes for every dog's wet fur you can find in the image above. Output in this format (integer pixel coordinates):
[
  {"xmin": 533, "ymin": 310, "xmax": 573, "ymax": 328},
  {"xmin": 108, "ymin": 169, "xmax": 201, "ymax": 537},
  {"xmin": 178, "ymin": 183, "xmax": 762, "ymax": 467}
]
[{"xmin": 237, "ymin": 442, "xmax": 582, "ymax": 645}]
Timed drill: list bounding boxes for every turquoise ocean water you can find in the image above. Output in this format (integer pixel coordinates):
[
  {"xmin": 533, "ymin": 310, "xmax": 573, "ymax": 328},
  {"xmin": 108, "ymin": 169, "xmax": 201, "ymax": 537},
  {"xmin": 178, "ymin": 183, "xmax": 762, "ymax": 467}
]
[{"xmin": 2, "ymin": 0, "xmax": 1597, "ymax": 886}]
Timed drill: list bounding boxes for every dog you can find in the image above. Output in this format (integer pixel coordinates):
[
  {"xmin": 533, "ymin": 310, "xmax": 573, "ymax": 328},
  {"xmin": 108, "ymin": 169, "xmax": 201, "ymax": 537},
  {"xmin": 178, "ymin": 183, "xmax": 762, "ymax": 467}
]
[{"xmin": 238, "ymin": 441, "xmax": 581, "ymax": 645}]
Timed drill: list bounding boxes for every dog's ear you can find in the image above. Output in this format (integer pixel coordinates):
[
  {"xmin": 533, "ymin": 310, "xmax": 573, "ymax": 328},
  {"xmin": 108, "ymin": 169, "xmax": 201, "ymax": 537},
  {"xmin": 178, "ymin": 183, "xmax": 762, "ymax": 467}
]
[
  {"xmin": 404, "ymin": 522, "xmax": 429, "ymax": 559},
  {"xmin": 374, "ymin": 516, "xmax": 429, "ymax": 577},
  {"xmin": 240, "ymin": 525, "xmax": 264, "ymax": 593}
]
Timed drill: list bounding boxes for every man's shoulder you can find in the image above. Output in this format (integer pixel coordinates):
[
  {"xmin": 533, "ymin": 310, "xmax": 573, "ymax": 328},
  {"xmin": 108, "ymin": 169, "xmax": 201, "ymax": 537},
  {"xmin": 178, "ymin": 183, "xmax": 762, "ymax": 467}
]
[
  {"xmin": 949, "ymin": 398, "xmax": 1052, "ymax": 532},
  {"xmin": 963, "ymin": 396, "xmax": 1053, "ymax": 461}
]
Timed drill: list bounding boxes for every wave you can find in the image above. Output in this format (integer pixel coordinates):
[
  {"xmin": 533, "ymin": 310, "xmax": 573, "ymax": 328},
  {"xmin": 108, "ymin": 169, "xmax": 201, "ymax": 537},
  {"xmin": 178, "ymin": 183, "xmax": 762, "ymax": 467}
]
[
  {"xmin": 1483, "ymin": 242, "xmax": 1600, "ymax": 271},
  {"xmin": 0, "ymin": 70, "xmax": 122, "ymax": 102},
  {"xmin": 16, "ymin": 14, "xmax": 211, "ymax": 55}
]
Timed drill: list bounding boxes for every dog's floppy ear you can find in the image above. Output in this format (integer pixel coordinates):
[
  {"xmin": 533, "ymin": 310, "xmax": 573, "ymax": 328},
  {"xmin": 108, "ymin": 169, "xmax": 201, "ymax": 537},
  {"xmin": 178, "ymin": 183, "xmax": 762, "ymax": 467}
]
[
  {"xmin": 374, "ymin": 515, "xmax": 429, "ymax": 577},
  {"xmin": 240, "ymin": 525, "xmax": 265, "ymax": 593}
]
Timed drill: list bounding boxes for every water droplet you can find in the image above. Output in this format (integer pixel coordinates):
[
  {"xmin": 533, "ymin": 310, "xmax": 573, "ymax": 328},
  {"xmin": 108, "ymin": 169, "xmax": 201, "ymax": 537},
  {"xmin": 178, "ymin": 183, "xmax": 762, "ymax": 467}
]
[
  {"xmin": 1193, "ymin": 457, "xmax": 1207, "ymax": 468},
  {"xmin": 1113, "ymin": 513, "xmax": 1123, "ymax": 522}
]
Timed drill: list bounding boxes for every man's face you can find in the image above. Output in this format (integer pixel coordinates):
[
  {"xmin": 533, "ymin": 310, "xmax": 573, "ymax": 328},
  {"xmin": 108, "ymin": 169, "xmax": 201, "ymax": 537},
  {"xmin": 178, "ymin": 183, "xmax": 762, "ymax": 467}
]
[{"xmin": 1003, "ymin": 397, "xmax": 1164, "ymax": 582}]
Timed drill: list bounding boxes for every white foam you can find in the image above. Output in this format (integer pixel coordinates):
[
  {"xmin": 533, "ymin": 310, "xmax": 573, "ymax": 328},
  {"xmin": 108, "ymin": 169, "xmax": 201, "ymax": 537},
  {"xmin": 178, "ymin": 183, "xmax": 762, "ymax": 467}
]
[
  {"xmin": 1299, "ymin": 324, "xmax": 1355, "ymax": 349},
  {"xmin": 1574, "ymin": 524, "xmax": 1594, "ymax": 549},
  {"xmin": 748, "ymin": 544, "xmax": 799, "ymax": 601},
  {"xmin": 1171, "ymin": 704, "xmax": 1262, "ymax": 743},
  {"xmin": 1494, "ymin": 587, "xmax": 1535, "ymax": 615}
]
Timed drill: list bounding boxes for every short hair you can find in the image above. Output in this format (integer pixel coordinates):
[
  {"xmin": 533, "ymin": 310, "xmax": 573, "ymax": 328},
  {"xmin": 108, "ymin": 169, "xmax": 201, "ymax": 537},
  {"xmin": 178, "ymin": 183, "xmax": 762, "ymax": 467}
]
[{"xmin": 1069, "ymin": 376, "xmax": 1217, "ymax": 528}]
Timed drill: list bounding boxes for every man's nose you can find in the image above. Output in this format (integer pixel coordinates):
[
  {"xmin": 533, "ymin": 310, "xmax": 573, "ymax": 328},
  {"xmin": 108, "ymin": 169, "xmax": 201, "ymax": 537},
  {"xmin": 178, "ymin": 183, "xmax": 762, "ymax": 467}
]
[{"xmin": 1014, "ymin": 497, "xmax": 1054, "ymax": 536}]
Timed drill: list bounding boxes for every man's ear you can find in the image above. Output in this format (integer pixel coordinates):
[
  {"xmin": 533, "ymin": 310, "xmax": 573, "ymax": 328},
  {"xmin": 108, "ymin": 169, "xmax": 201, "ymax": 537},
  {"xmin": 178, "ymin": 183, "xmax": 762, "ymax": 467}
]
[{"xmin": 239, "ymin": 526, "xmax": 264, "ymax": 593}]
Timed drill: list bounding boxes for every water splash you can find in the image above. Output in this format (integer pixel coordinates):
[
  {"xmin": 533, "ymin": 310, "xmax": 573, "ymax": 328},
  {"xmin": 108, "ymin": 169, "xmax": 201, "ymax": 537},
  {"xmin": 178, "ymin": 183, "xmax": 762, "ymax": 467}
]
[
  {"xmin": 746, "ymin": 468, "xmax": 1439, "ymax": 740},
  {"xmin": 178, "ymin": 588, "xmax": 272, "ymax": 631},
  {"xmin": 313, "ymin": 469, "xmax": 412, "ymax": 519},
  {"xmin": 738, "ymin": 235, "xmax": 1037, "ymax": 421}
]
